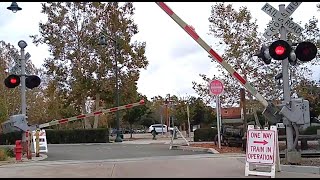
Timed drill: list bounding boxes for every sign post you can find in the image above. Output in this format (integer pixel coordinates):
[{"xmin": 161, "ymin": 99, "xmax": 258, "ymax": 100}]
[{"xmin": 209, "ymin": 79, "xmax": 224, "ymax": 149}]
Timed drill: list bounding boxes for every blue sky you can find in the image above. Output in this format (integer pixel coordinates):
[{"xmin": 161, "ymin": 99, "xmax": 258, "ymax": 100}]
[{"xmin": 0, "ymin": 2, "xmax": 319, "ymax": 101}]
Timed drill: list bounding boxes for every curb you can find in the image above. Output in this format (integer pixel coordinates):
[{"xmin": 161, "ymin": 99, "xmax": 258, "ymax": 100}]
[
  {"xmin": 0, "ymin": 153, "xmax": 48, "ymax": 166},
  {"xmin": 171, "ymin": 145, "xmax": 220, "ymax": 154},
  {"xmin": 280, "ymin": 165, "xmax": 320, "ymax": 174}
]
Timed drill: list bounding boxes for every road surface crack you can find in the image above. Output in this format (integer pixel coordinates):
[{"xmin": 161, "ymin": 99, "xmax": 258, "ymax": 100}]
[{"xmin": 111, "ymin": 163, "xmax": 116, "ymax": 177}]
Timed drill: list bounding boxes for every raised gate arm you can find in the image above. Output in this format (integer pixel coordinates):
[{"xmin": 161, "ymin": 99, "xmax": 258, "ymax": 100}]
[{"xmin": 155, "ymin": 2, "xmax": 282, "ymax": 124}]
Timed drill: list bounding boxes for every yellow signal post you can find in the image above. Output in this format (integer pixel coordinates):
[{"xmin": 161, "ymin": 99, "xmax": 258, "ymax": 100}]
[{"xmin": 35, "ymin": 129, "xmax": 40, "ymax": 157}]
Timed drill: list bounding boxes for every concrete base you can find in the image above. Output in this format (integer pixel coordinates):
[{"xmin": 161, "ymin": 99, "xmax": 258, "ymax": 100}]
[{"xmin": 285, "ymin": 150, "xmax": 302, "ymax": 164}]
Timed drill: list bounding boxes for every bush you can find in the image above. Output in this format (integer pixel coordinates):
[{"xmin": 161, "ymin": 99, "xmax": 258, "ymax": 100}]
[
  {"xmin": 301, "ymin": 126, "xmax": 320, "ymax": 135},
  {"xmin": 0, "ymin": 149, "xmax": 8, "ymax": 161},
  {"xmin": 46, "ymin": 128, "xmax": 110, "ymax": 144},
  {"xmin": 4, "ymin": 147, "xmax": 15, "ymax": 158},
  {"xmin": 0, "ymin": 128, "xmax": 110, "ymax": 145},
  {"xmin": 194, "ymin": 128, "xmax": 218, "ymax": 142},
  {"xmin": 0, "ymin": 131, "xmax": 22, "ymax": 145}
]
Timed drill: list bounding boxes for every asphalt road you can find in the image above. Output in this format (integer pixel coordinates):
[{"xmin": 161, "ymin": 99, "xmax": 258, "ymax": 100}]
[{"xmin": 44, "ymin": 143, "xmax": 208, "ymax": 161}]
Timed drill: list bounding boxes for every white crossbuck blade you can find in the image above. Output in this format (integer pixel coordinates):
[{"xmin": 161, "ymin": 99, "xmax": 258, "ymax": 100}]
[{"xmin": 261, "ymin": 2, "xmax": 304, "ymax": 39}]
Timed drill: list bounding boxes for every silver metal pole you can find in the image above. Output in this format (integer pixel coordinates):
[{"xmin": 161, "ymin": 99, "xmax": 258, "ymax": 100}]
[
  {"xmin": 20, "ymin": 47, "xmax": 26, "ymax": 115},
  {"xmin": 216, "ymin": 95, "xmax": 221, "ymax": 149},
  {"xmin": 187, "ymin": 102, "xmax": 191, "ymax": 140},
  {"xmin": 279, "ymin": 4, "xmax": 294, "ymax": 152},
  {"xmin": 160, "ymin": 105, "xmax": 164, "ymax": 136},
  {"xmin": 18, "ymin": 40, "xmax": 28, "ymax": 152}
]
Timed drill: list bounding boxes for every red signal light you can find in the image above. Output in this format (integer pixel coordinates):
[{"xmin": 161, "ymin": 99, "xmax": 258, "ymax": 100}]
[
  {"xmin": 269, "ymin": 40, "xmax": 291, "ymax": 60},
  {"xmin": 10, "ymin": 78, "xmax": 18, "ymax": 84},
  {"xmin": 275, "ymin": 45, "xmax": 285, "ymax": 55},
  {"xmin": 4, "ymin": 74, "xmax": 20, "ymax": 88}
]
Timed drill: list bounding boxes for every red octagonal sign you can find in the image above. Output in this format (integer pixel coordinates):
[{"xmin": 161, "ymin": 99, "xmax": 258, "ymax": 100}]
[{"xmin": 209, "ymin": 79, "xmax": 224, "ymax": 96}]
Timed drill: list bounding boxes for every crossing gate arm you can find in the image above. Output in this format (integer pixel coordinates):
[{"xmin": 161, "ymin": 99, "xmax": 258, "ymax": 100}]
[
  {"xmin": 155, "ymin": 2, "xmax": 282, "ymax": 124},
  {"xmin": 38, "ymin": 99, "xmax": 145, "ymax": 129}
]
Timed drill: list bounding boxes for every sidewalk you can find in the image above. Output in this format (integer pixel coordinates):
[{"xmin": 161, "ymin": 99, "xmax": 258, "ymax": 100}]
[{"xmin": 0, "ymin": 155, "xmax": 319, "ymax": 178}]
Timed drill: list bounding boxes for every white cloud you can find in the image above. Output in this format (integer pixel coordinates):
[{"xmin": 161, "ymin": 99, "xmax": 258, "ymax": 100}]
[{"xmin": 0, "ymin": 2, "xmax": 319, "ymax": 101}]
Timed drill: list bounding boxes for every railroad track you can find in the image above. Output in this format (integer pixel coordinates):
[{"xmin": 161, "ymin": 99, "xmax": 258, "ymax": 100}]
[{"xmin": 280, "ymin": 152, "xmax": 320, "ymax": 158}]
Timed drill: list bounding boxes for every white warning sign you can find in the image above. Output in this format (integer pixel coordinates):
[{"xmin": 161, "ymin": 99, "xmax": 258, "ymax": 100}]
[{"xmin": 246, "ymin": 129, "xmax": 276, "ymax": 164}]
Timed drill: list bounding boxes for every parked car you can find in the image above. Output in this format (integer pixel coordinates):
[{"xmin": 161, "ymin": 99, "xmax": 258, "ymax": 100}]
[
  {"xmin": 135, "ymin": 129, "xmax": 145, "ymax": 133},
  {"xmin": 148, "ymin": 124, "xmax": 174, "ymax": 135}
]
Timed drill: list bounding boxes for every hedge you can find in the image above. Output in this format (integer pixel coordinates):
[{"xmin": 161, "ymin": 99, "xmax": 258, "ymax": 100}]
[
  {"xmin": 0, "ymin": 131, "xmax": 21, "ymax": 145},
  {"xmin": 194, "ymin": 128, "xmax": 218, "ymax": 142},
  {"xmin": 301, "ymin": 126, "xmax": 320, "ymax": 135},
  {"xmin": 0, "ymin": 128, "xmax": 110, "ymax": 145}
]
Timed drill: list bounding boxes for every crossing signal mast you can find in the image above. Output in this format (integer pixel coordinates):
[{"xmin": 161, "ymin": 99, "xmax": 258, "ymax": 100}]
[{"xmin": 256, "ymin": 2, "xmax": 319, "ymax": 164}]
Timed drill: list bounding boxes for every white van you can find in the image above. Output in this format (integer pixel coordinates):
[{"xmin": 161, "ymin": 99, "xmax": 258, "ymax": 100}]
[{"xmin": 148, "ymin": 124, "xmax": 174, "ymax": 134}]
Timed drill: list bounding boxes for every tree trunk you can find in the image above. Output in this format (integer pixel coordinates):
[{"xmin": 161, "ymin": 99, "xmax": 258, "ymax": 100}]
[
  {"xmin": 93, "ymin": 93, "xmax": 100, "ymax": 129},
  {"xmin": 83, "ymin": 98, "xmax": 92, "ymax": 129}
]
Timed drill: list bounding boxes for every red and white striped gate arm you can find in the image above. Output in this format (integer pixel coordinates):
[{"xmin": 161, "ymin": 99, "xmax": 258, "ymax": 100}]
[
  {"xmin": 38, "ymin": 100, "xmax": 145, "ymax": 129},
  {"xmin": 155, "ymin": 2, "xmax": 268, "ymax": 108}
]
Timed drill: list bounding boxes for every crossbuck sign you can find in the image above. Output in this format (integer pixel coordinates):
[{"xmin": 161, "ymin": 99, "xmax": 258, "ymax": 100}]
[{"xmin": 262, "ymin": 2, "xmax": 304, "ymax": 39}]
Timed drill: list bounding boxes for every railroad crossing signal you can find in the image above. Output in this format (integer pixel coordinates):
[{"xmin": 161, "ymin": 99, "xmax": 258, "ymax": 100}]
[
  {"xmin": 256, "ymin": 40, "xmax": 318, "ymax": 65},
  {"xmin": 4, "ymin": 74, "xmax": 41, "ymax": 89},
  {"xmin": 258, "ymin": 2, "xmax": 318, "ymax": 65}
]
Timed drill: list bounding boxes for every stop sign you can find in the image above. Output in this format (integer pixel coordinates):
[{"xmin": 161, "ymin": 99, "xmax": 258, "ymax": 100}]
[{"xmin": 209, "ymin": 79, "xmax": 224, "ymax": 96}]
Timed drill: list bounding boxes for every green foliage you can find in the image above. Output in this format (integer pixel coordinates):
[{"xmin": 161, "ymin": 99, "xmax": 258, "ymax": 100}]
[
  {"xmin": 0, "ymin": 147, "xmax": 14, "ymax": 161},
  {"xmin": 30, "ymin": 2, "xmax": 148, "ymax": 129},
  {"xmin": 194, "ymin": 128, "xmax": 218, "ymax": 142},
  {"xmin": 294, "ymin": 79, "xmax": 320, "ymax": 120},
  {"xmin": 301, "ymin": 126, "xmax": 320, "ymax": 135},
  {"xmin": 4, "ymin": 147, "xmax": 14, "ymax": 158},
  {"xmin": 123, "ymin": 94, "xmax": 149, "ymax": 126},
  {"xmin": 0, "ymin": 129, "xmax": 109, "ymax": 145},
  {"xmin": 46, "ymin": 128, "xmax": 109, "ymax": 144},
  {"xmin": 190, "ymin": 97, "xmax": 215, "ymax": 126}
]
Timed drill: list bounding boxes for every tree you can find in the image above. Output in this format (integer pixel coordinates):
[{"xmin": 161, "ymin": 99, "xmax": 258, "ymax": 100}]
[
  {"xmin": 31, "ymin": 2, "xmax": 148, "ymax": 129},
  {"xmin": 294, "ymin": 79, "xmax": 320, "ymax": 122},
  {"xmin": 122, "ymin": 94, "xmax": 148, "ymax": 138},
  {"xmin": 0, "ymin": 41, "xmax": 21, "ymax": 123},
  {"xmin": 192, "ymin": 3, "xmax": 319, "ymax": 110},
  {"xmin": 188, "ymin": 97, "xmax": 215, "ymax": 127}
]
